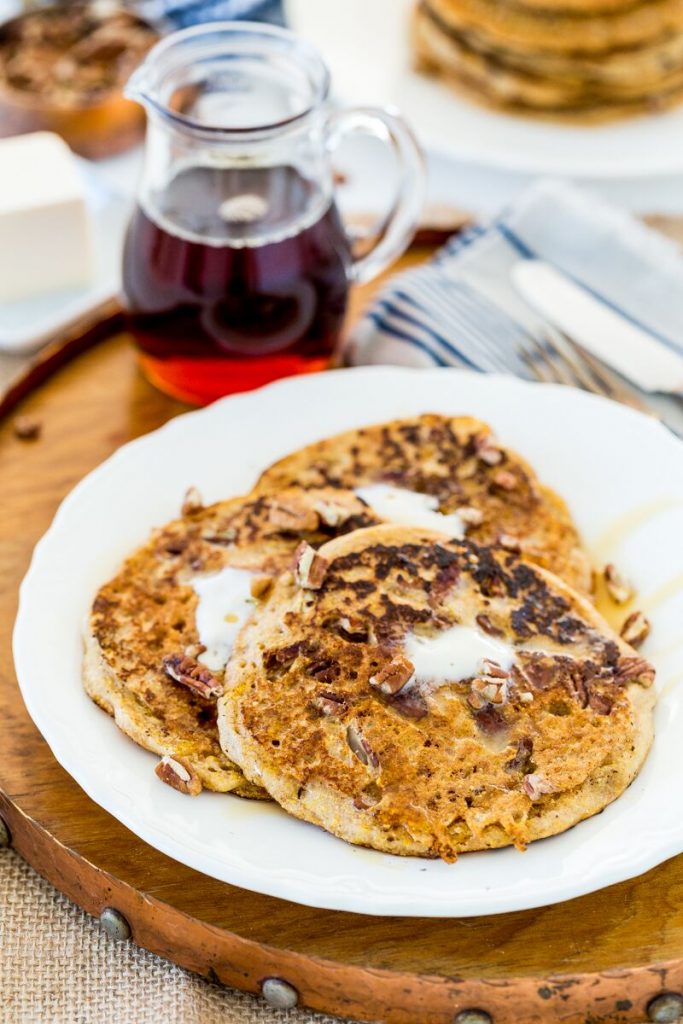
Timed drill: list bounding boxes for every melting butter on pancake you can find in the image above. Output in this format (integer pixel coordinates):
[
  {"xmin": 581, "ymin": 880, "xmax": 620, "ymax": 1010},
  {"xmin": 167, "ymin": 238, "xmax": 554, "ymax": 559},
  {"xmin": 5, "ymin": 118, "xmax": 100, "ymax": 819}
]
[
  {"xmin": 218, "ymin": 525, "xmax": 654, "ymax": 860},
  {"xmin": 257, "ymin": 414, "xmax": 593, "ymax": 595},
  {"xmin": 83, "ymin": 486, "xmax": 377, "ymax": 796}
]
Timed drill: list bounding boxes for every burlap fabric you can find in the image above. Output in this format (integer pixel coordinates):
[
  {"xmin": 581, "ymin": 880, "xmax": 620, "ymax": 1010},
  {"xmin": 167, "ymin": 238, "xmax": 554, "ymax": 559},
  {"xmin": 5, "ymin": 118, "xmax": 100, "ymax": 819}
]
[{"xmin": 0, "ymin": 848, "xmax": 352, "ymax": 1024}]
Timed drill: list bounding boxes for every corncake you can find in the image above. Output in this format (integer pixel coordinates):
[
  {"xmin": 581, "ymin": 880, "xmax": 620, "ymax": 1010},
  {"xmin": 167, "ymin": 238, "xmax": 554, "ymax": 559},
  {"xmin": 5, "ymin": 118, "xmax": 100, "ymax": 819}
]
[
  {"xmin": 257, "ymin": 414, "xmax": 593, "ymax": 595},
  {"xmin": 84, "ymin": 486, "xmax": 376, "ymax": 796},
  {"xmin": 413, "ymin": 0, "xmax": 683, "ymax": 119},
  {"xmin": 219, "ymin": 525, "xmax": 655, "ymax": 860}
]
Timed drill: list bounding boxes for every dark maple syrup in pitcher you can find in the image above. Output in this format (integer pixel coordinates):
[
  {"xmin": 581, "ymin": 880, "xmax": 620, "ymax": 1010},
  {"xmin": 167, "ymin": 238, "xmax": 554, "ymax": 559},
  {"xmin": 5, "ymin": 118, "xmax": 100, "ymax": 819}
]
[{"xmin": 123, "ymin": 164, "xmax": 352, "ymax": 404}]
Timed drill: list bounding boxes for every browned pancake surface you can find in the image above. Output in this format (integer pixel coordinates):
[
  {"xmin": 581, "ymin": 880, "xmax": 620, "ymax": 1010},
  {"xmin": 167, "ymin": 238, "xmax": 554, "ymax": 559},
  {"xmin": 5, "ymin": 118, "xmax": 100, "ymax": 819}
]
[
  {"xmin": 85, "ymin": 487, "xmax": 376, "ymax": 795},
  {"xmin": 257, "ymin": 414, "xmax": 593, "ymax": 595},
  {"xmin": 219, "ymin": 526, "xmax": 655, "ymax": 859}
]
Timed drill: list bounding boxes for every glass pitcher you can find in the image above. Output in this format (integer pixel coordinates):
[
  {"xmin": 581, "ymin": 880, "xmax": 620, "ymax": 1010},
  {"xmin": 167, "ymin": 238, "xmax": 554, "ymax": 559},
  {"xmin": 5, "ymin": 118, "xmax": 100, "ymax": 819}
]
[{"xmin": 122, "ymin": 21, "xmax": 425, "ymax": 404}]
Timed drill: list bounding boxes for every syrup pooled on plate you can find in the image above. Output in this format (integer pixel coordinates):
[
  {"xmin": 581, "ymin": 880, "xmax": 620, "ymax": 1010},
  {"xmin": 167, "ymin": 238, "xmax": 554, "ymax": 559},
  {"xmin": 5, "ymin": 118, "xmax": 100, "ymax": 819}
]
[{"xmin": 123, "ymin": 164, "xmax": 352, "ymax": 403}]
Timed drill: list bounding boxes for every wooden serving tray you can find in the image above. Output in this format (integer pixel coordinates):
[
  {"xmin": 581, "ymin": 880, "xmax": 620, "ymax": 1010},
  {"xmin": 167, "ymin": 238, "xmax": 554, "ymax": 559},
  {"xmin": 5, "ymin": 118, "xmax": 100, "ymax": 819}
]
[{"xmin": 2, "ymin": 252, "xmax": 683, "ymax": 1024}]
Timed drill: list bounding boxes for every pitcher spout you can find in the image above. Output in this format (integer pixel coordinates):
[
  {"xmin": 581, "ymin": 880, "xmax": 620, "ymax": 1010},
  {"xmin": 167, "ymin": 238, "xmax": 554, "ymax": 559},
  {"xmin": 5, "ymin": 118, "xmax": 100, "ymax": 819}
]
[{"xmin": 124, "ymin": 64, "xmax": 150, "ymax": 107}]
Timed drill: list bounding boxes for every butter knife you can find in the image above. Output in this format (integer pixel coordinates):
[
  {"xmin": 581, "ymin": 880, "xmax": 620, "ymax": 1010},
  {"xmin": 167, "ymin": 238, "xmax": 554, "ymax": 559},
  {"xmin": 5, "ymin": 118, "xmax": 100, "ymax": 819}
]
[{"xmin": 511, "ymin": 259, "xmax": 683, "ymax": 396}]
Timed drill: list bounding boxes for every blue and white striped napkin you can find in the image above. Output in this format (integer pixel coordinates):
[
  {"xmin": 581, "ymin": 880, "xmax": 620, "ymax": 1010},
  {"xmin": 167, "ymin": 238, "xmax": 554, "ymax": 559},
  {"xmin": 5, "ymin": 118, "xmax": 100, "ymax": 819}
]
[
  {"xmin": 347, "ymin": 179, "xmax": 683, "ymax": 373},
  {"xmin": 137, "ymin": 0, "xmax": 283, "ymax": 29}
]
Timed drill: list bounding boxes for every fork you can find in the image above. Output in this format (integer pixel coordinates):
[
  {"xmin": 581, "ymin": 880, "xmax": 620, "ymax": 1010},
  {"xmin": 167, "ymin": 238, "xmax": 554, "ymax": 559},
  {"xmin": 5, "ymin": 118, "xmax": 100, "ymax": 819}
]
[{"xmin": 518, "ymin": 328, "xmax": 655, "ymax": 415}]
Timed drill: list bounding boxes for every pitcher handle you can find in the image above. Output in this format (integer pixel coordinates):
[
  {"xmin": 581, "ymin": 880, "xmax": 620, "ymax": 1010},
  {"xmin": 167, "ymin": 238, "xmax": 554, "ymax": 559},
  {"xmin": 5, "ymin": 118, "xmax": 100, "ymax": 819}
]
[{"xmin": 326, "ymin": 106, "xmax": 426, "ymax": 285}]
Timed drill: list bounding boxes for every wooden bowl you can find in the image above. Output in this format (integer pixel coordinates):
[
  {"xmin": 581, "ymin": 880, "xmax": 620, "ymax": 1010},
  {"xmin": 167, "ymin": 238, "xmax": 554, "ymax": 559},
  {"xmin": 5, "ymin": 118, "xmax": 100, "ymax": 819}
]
[{"xmin": 0, "ymin": 4, "xmax": 158, "ymax": 160}]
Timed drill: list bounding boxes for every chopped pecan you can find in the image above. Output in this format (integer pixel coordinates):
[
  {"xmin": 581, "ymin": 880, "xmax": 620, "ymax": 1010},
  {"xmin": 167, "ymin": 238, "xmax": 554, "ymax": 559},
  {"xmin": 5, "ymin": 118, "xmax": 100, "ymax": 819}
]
[
  {"xmin": 370, "ymin": 653, "xmax": 415, "ymax": 695},
  {"xmin": 615, "ymin": 655, "xmax": 655, "ymax": 687},
  {"xmin": 250, "ymin": 574, "xmax": 273, "ymax": 599},
  {"xmin": 523, "ymin": 772, "xmax": 554, "ymax": 801},
  {"xmin": 269, "ymin": 499, "xmax": 320, "ymax": 533},
  {"xmin": 307, "ymin": 657, "xmax": 340, "ymax": 684},
  {"xmin": 604, "ymin": 563, "xmax": 633, "ymax": 605},
  {"xmin": 155, "ymin": 755, "xmax": 202, "ymax": 796},
  {"xmin": 522, "ymin": 656, "xmax": 556, "ymax": 690},
  {"xmin": 475, "ymin": 434, "xmax": 503, "ymax": 465},
  {"xmin": 162, "ymin": 654, "xmax": 223, "ymax": 699},
  {"xmin": 505, "ymin": 736, "xmax": 534, "ymax": 773},
  {"xmin": 314, "ymin": 499, "xmax": 353, "ymax": 527},
  {"xmin": 262, "ymin": 642, "xmax": 304, "ymax": 674},
  {"xmin": 468, "ymin": 674, "xmax": 508, "ymax": 709},
  {"xmin": 456, "ymin": 505, "xmax": 484, "ymax": 526},
  {"xmin": 294, "ymin": 542, "xmax": 328, "ymax": 589},
  {"xmin": 181, "ymin": 486, "xmax": 203, "ymax": 516},
  {"xmin": 620, "ymin": 610, "xmax": 650, "ymax": 648},
  {"xmin": 183, "ymin": 642, "xmax": 207, "ymax": 659},
  {"xmin": 346, "ymin": 724, "xmax": 379, "ymax": 768},
  {"xmin": 589, "ymin": 691, "xmax": 613, "ymax": 716},
  {"xmin": 312, "ymin": 690, "xmax": 348, "ymax": 716},
  {"xmin": 565, "ymin": 661, "xmax": 588, "ymax": 708},
  {"xmin": 476, "ymin": 613, "xmax": 504, "ymax": 637},
  {"xmin": 499, "ymin": 534, "xmax": 522, "ymax": 553},
  {"xmin": 480, "ymin": 658, "xmax": 508, "ymax": 679},
  {"xmin": 472, "ymin": 705, "xmax": 508, "ymax": 736},
  {"xmin": 337, "ymin": 616, "xmax": 373, "ymax": 643},
  {"xmin": 493, "ymin": 470, "xmax": 517, "ymax": 491},
  {"xmin": 391, "ymin": 689, "xmax": 429, "ymax": 719}
]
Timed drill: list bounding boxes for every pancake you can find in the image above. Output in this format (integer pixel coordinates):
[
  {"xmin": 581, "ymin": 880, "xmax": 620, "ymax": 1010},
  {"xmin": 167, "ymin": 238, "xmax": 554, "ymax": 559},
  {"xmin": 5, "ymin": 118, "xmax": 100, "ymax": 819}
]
[
  {"xmin": 218, "ymin": 525, "xmax": 655, "ymax": 860},
  {"xmin": 256, "ymin": 414, "xmax": 593, "ymax": 595},
  {"xmin": 425, "ymin": 0, "xmax": 683, "ymax": 56},
  {"xmin": 414, "ymin": 7, "xmax": 683, "ymax": 115},
  {"xmin": 415, "ymin": 0, "xmax": 683, "ymax": 119},
  {"xmin": 84, "ymin": 486, "xmax": 376, "ymax": 796}
]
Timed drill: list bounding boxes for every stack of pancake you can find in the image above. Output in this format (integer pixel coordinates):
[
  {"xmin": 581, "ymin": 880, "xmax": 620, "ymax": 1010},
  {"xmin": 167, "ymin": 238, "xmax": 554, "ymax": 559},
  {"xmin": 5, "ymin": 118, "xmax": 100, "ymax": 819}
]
[
  {"xmin": 84, "ymin": 415, "xmax": 655, "ymax": 861},
  {"xmin": 413, "ymin": 0, "xmax": 683, "ymax": 120}
]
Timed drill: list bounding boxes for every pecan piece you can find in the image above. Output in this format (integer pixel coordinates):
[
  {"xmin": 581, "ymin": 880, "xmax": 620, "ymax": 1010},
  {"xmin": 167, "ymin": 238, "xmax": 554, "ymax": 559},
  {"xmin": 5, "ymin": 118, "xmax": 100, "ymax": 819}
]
[
  {"xmin": 589, "ymin": 691, "xmax": 613, "ymax": 716},
  {"xmin": 506, "ymin": 736, "xmax": 534, "ymax": 773},
  {"xmin": 294, "ymin": 542, "xmax": 328, "ymax": 589},
  {"xmin": 262, "ymin": 642, "xmax": 304, "ymax": 674},
  {"xmin": 312, "ymin": 690, "xmax": 348, "ymax": 716},
  {"xmin": 476, "ymin": 613, "xmax": 504, "ymax": 637},
  {"xmin": 370, "ymin": 653, "xmax": 415, "ymax": 695},
  {"xmin": 456, "ymin": 505, "xmax": 484, "ymax": 526},
  {"xmin": 392, "ymin": 689, "xmax": 429, "ymax": 719},
  {"xmin": 604, "ymin": 563, "xmax": 633, "ymax": 605},
  {"xmin": 475, "ymin": 434, "xmax": 503, "ymax": 465},
  {"xmin": 523, "ymin": 772, "xmax": 554, "ymax": 801},
  {"xmin": 181, "ymin": 486, "xmax": 203, "ymax": 516},
  {"xmin": 493, "ymin": 470, "xmax": 517, "ymax": 491},
  {"xmin": 468, "ymin": 674, "xmax": 508, "ymax": 709},
  {"xmin": 162, "ymin": 654, "xmax": 223, "ymax": 699},
  {"xmin": 269, "ymin": 499, "xmax": 320, "ymax": 533},
  {"xmin": 499, "ymin": 533, "xmax": 522, "ymax": 553},
  {"xmin": 155, "ymin": 755, "xmax": 202, "ymax": 796},
  {"xmin": 314, "ymin": 499, "xmax": 353, "ymax": 527},
  {"xmin": 620, "ymin": 610, "xmax": 650, "ymax": 648},
  {"xmin": 616, "ymin": 655, "xmax": 655, "ymax": 687},
  {"xmin": 346, "ymin": 724, "xmax": 379, "ymax": 768},
  {"xmin": 338, "ymin": 616, "xmax": 372, "ymax": 643}
]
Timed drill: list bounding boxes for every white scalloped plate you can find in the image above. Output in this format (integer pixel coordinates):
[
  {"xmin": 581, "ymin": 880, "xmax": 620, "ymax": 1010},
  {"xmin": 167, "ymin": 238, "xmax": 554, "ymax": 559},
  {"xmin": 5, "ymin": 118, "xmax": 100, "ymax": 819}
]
[
  {"xmin": 13, "ymin": 368, "xmax": 683, "ymax": 916},
  {"xmin": 286, "ymin": 0, "xmax": 683, "ymax": 179}
]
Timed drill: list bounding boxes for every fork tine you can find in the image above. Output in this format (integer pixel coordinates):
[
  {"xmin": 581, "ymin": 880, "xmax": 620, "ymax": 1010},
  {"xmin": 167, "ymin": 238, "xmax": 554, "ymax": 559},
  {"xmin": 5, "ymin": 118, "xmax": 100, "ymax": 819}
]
[
  {"xmin": 540, "ymin": 330, "xmax": 604, "ymax": 394},
  {"xmin": 519, "ymin": 334, "xmax": 575, "ymax": 387},
  {"xmin": 545, "ymin": 326, "xmax": 653, "ymax": 414}
]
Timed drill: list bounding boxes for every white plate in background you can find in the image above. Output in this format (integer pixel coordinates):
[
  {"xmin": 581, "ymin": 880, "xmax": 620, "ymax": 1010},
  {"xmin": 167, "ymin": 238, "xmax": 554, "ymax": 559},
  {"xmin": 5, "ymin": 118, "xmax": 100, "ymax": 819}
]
[
  {"xmin": 286, "ymin": 0, "xmax": 683, "ymax": 179},
  {"xmin": 13, "ymin": 368, "xmax": 683, "ymax": 916}
]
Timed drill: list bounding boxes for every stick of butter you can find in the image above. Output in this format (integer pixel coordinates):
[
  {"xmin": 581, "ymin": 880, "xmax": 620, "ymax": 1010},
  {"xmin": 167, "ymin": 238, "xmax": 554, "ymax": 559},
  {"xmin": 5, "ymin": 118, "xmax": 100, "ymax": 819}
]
[{"xmin": 0, "ymin": 132, "xmax": 94, "ymax": 303}]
